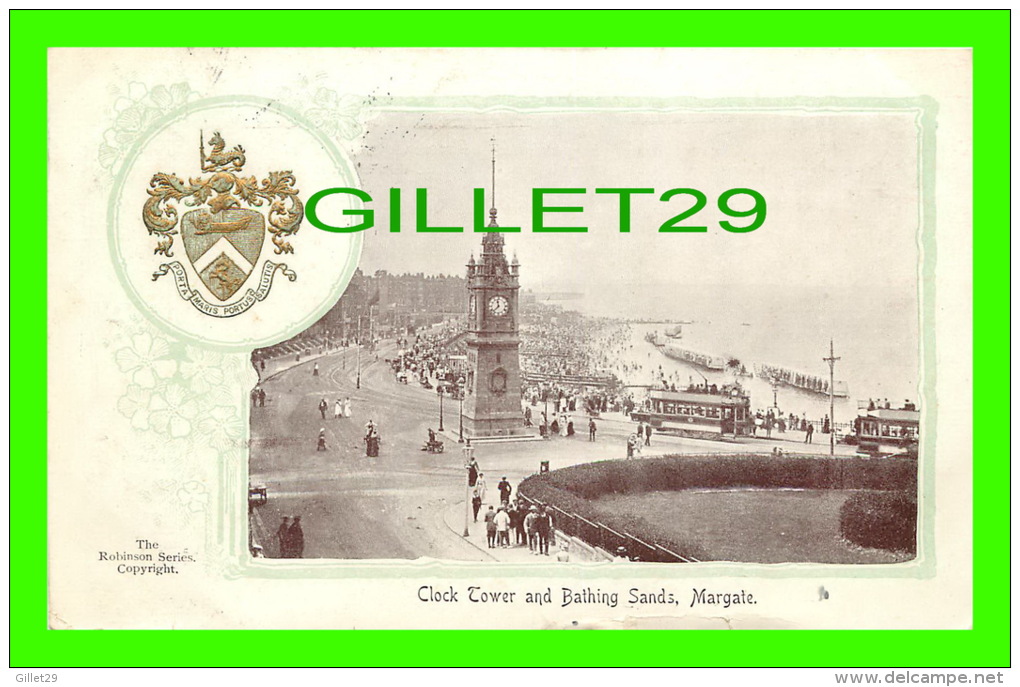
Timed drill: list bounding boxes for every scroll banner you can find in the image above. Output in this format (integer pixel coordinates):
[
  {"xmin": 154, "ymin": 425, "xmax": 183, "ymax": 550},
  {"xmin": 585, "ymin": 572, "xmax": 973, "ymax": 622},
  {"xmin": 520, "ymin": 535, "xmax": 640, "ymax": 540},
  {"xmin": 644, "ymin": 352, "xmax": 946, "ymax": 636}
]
[{"xmin": 152, "ymin": 260, "xmax": 297, "ymax": 318}]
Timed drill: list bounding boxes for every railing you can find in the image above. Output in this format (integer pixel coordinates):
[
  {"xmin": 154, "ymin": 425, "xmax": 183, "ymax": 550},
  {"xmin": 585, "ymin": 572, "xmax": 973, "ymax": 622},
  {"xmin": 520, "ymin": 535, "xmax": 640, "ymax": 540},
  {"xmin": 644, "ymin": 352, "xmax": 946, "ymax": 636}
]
[
  {"xmin": 517, "ymin": 495, "xmax": 698, "ymax": 564},
  {"xmin": 521, "ymin": 372, "xmax": 616, "ymax": 388}
]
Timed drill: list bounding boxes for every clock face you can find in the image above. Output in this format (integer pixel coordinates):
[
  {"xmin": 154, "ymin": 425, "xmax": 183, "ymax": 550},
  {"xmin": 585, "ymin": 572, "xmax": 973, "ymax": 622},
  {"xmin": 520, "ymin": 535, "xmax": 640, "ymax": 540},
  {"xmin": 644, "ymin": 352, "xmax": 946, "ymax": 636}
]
[{"xmin": 487, "ymin": 295, "xmax": 509, "ymax": 317}]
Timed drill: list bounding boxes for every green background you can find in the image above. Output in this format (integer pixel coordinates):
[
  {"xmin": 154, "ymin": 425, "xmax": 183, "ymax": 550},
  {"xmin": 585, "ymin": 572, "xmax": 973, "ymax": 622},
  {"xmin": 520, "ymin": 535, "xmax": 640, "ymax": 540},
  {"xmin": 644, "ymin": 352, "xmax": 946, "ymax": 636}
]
[{"xmin": 12, "ymin": 9, "xmax": 1009, "ymax": 667}]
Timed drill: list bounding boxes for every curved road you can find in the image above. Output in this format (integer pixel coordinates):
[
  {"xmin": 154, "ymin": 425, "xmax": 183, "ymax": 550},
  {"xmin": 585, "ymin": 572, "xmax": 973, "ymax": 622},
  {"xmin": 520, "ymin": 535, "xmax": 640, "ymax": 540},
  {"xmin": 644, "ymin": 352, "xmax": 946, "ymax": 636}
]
[
  {"xmin": 248, "ymin": 339, "xmax": 836, "ymax": 560},
  {"xmin": 250, "ymin": 343, "xmax": 488, "ymax": 560}
]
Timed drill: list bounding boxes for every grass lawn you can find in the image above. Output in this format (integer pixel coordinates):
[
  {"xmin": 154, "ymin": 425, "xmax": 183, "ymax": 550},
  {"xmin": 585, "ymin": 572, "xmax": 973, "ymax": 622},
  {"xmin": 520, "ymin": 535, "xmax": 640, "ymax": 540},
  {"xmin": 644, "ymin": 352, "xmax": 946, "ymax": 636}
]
[{"xmin": 597, "ymin": 489, "xmax": 914, "ymax": 564}]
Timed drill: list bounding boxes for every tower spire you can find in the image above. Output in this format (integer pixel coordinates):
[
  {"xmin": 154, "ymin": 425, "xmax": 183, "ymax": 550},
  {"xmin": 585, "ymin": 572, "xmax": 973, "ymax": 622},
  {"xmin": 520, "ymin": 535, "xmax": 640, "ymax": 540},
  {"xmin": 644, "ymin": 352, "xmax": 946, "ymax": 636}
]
[{"xmin": 488, "ymin": 138, "xmax": 499, "ymax": 228}]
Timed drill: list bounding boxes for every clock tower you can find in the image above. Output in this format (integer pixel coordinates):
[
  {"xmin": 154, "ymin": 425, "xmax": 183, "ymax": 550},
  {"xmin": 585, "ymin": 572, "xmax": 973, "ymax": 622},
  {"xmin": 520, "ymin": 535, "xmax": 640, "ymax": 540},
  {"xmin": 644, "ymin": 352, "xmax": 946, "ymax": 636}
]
[{"xmin": 463, "ymin": 195, "xmax": 526, "ymax": 438}]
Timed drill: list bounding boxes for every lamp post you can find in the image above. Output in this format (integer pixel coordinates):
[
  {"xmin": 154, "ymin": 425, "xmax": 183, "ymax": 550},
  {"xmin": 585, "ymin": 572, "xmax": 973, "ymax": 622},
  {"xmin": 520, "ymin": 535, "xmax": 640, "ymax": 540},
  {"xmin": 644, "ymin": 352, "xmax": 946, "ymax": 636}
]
[
  {"xmin": 438, "ymin": 386, "xmax": 445, "ymax": 432},
  {"xmin": 457, "ymin": 376, "xmax": 466, "ymax": 443},
  {"xmin": 355, "ymin": 314, "xmax": 363, "ymax": 389},
  {"xmin": 356, "ymin": 338, "xmax": 362, "ymax": 389},
  {"xmin": 823, "ymin": 339, "xmax": 840, "ymax": 457}
]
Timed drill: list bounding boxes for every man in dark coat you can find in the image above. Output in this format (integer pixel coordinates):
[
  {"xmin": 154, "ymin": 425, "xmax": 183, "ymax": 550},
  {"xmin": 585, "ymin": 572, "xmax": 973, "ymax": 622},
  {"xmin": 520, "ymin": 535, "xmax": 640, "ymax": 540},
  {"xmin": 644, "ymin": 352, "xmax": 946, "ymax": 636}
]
[
  {"xmin": 276, "ymin": 516, "xmax": 291, "ymax": 558},
  {"xmin": 497, "ymin": 476, "xmax": 512, "ymax": 505},
  {"xmin": 533, "ymin": 507, "xmax": 551, "ymax": 556},
  {"xmin": 286, "ymin": 516, "xmax": 305, "ymax": 558}
]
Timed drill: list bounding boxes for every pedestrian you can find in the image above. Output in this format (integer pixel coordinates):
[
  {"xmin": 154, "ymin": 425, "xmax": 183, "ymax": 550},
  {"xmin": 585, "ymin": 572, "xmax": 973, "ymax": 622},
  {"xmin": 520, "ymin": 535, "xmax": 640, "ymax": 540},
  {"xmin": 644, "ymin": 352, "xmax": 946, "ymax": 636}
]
[
  {"xmin": 313, "ymin": 362, "xmax": 319, "ymax": 377},
  {"xmin": 364, "ymin": 420, "xmax": 379, "ymax": 457},
  {"xmin": 626, "ymin": 433, "xmax": 639, "ymax": 459},
  {"xmin": 334, "ymin": 399, "xmax": 342, "ymax": 419},
  {"xmin": 534, "ymin": 506, "xmax": 551, "ymax": 556},
  {"xmin": 524, "ymin": 506, "xmax": 539, "ymax": 553},
  {"xmin": 589, "ymin": 418, "xmax": 597, "ymax": 442},
  {"xmin": 318, "ymin": 398, "xmax": 328, "ymax": 420},
  {"xmin": 471, "ymin": 483, "xmax": 483, "ymax": 522},
  {"xmin": 276, "ymin": 516, "xmax": 290, "ymax": 558},
  {"xmin": 495, "ymin": 506, "xmax": 511, "ymax": 548},
  {"xmin": 285, "ymin": 516, "xmax": 304, "ymax": 558},
  {"xmin": 514, "ymin": 502, "xmax": 527, "ymax": 545},
  {"xmin": 644, "ymin": 422, "xmax": 652, "ymax": 446},
  {"xmin": 316, "ymin": 428, "xmax": 327, "ymax": 451},
  {"xmin": 258, "ymin": 388, "xmax": 266, "ymax": 407},
  {"xmin": 474, "ymin": 473, "xmax": 487, "ymax": 509},
  {"xmin": 343, "ymin": 397, "xmax": 352, "ymax": 418},
  {"xmin": 484, "ymin": 506, "xmax": 497, "ymax": 548},
  {"xmin": 468, "ymin": 457, "xmax": 481, "ymax": 487},
  {"xmin": 806, "ymin": 423, "xmax": 815, "ymax": 444},
  {"xmin": 251, "ymin": 387, "xmax": 259, "ymax": 408},
  {"xmin": 497, "ymin": 476, "xmax": 512, "ymax": 505}
]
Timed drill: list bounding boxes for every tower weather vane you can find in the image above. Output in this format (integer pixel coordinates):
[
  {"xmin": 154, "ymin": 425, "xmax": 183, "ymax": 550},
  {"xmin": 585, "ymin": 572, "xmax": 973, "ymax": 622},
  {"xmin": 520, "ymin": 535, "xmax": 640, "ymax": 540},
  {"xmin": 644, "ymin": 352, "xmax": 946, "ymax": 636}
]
[{"xmin": 489, "ymin": 137, "xmax": 498, "ymax": 227}]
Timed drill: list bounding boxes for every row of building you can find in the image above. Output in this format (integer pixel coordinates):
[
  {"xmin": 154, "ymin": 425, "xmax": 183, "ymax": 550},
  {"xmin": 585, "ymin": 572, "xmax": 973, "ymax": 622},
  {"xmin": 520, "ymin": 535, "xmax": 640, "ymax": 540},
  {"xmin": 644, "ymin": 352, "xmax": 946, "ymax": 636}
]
[{"xmin": 300, "ymin": 268, "xmax": 538, "ymax": 342}]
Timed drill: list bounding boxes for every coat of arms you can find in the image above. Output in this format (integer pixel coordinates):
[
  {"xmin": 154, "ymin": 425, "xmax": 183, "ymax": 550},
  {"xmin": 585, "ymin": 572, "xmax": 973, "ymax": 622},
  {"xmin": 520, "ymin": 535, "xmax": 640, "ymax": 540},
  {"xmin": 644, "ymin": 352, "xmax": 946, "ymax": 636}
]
[{"xmin": 146, "ymin": 131, "xmax": 301, "ymax": 317}]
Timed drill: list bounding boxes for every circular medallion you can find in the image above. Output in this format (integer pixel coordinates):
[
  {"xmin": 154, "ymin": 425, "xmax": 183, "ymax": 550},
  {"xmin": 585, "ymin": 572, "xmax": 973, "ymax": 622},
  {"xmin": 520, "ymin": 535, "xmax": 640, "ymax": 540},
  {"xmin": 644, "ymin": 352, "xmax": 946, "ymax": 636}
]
[{"xmin": 109, "ymin": 96, "xmax": 362, "ymax": 351}]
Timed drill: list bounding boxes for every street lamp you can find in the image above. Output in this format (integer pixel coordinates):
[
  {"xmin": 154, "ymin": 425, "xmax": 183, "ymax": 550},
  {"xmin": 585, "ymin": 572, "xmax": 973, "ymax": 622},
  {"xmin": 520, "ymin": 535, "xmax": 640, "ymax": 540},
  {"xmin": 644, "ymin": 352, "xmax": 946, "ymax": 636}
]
[
  {"xmin": 438, "ymin": 385, "xmax": 445, "ymax": 432},
  {"xmin": 823, "ymin": 339, "xmax": 840, "ymax": 458},
  {"xmin": 356, "ymin": 338, "xmax": 362, "ymax": 389},
  {"xmin": 457, "ymin": 376, "xmax": 466, "ymax": 443}
]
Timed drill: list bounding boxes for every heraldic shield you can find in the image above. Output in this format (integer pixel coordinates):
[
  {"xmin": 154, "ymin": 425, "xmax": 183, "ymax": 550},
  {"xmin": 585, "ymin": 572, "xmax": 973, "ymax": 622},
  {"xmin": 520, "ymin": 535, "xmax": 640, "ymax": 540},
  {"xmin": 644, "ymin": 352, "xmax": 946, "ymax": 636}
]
[
  {"xmin": 181, "ymin": 208, "xmax": 265, "ymax": 301},
  {"xmin": 145, "ymin": 131, "xmax": 304, "ymax": 317}
]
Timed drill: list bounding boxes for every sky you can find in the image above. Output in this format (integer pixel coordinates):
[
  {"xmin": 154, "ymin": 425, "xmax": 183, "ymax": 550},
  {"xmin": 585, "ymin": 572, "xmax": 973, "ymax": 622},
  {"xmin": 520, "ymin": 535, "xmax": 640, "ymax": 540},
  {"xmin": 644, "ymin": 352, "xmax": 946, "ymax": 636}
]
[{"xmin": 349, "ymin": 108, "xmax": 921, "ymax": 300}]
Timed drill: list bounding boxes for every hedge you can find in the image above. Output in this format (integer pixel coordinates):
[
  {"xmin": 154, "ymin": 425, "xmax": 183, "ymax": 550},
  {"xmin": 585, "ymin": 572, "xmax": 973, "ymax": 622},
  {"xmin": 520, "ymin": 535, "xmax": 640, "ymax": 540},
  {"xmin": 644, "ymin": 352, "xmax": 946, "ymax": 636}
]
[
  {"xmin": 517, "ymin": 454, "xmax": 917, "ymax": 560},
  {"xmin": 839, "ymin": 491, "xmax": 918, "ymax": 554},
  {"xmin": 524, "ymin": 454, "xmax": 916, "ymax": 501}
]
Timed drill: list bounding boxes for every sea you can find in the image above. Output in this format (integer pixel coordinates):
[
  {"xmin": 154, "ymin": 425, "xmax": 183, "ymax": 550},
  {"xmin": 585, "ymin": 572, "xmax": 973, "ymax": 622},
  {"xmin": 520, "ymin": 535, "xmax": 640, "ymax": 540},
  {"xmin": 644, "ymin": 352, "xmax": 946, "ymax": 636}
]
[{"xmin": 543, "ymin": 282, "xmax": 922, "ymax": 423}]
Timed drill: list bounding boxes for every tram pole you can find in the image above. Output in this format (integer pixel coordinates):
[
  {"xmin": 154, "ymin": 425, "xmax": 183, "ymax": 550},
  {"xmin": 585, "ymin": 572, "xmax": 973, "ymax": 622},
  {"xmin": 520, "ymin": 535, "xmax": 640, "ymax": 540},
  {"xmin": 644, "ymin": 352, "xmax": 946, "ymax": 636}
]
[{"xmin": 823, "ymin": 339, "xmax": 840, "ymax": 458}]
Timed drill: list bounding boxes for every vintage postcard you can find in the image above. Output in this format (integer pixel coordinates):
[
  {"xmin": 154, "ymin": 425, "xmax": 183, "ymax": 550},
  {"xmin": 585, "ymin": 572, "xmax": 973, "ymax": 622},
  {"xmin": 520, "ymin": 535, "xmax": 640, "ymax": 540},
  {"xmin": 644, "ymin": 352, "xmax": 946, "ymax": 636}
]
[{"xmin": 47, "ymin": 47, "xmax": 972, "ymax": 629}]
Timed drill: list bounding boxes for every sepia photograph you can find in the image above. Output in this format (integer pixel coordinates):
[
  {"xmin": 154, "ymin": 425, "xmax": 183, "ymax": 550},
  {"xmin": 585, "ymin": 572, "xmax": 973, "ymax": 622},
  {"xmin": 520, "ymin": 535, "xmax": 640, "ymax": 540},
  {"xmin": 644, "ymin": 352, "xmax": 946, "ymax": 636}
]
[{"xmin": 247, "ymin": 108, "xmax": 924, "ymax": 566}]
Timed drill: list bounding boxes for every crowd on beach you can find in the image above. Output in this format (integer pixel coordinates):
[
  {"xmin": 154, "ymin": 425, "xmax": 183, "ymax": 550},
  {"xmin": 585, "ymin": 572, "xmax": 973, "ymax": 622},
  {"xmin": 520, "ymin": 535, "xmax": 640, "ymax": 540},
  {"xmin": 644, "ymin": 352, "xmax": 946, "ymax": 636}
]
[{"xmin": 520, "ymin": 316, "xmax": 632, "ymax": 381}]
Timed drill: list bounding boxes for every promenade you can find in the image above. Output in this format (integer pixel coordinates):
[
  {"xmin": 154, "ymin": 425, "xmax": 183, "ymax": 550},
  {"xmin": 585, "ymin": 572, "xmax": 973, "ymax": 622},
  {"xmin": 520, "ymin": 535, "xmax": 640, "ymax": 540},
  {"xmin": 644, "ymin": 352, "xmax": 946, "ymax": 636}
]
[{"xmin": 249, "ymin": 339, "xmax": 853, "ymax": 561}]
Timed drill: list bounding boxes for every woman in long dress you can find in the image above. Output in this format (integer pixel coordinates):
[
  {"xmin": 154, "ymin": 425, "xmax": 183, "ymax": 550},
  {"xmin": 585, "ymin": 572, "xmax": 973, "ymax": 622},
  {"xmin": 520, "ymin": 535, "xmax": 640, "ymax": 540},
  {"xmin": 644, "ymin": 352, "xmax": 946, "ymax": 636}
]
[
  {"xmin": 343, "ymin": 397, "xmax": 352, "ymax": 418},
  {"xmin": 333, "ymin": 399, "xmax": 343, "ymax": 419}
]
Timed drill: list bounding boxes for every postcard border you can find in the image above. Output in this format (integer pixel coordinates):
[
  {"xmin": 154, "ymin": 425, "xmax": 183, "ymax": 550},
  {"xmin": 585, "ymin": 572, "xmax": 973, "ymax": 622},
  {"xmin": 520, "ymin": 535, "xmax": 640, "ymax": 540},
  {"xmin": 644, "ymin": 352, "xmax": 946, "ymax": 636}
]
[{"xmin": 18, "ymin": 9, "xmax": 1008, "ymax": 668}]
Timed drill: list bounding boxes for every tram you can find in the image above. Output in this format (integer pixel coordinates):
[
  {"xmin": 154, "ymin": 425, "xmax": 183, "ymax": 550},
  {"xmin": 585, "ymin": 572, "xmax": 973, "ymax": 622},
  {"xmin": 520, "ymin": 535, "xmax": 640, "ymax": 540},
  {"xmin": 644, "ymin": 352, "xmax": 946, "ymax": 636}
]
[
  {"xmin": 853, "ymin": 405, "xmax": 920, "ymax": 455},
  {"xmin": 630, "ymin": 385, "xmax": 752, "ymax": 440}
]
